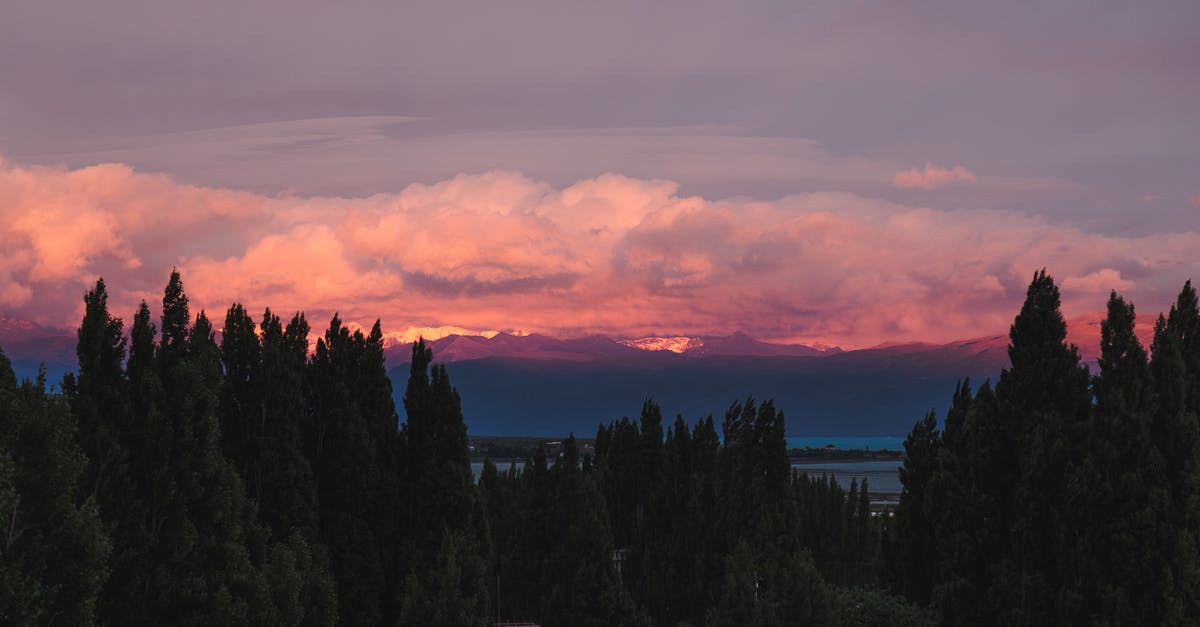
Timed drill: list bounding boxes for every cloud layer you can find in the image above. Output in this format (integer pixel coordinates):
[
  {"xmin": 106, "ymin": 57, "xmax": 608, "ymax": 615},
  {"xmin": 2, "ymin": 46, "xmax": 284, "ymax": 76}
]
[
  {"xmin": 1, "ymin": 157, "xmax": 1196, "ymax": 349},
  {"xmin": 893, "ymin": 163, "xmax": 978, "ymax": 190}
]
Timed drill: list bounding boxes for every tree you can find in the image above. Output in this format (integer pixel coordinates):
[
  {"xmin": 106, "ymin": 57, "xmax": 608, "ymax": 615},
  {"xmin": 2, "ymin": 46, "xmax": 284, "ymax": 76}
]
[
  {"xmin": 542, "ymin": 436, "xmax": 640, "ymax": 627},
  {"xmin": 1065, "ymin": 291, "xmax": 1169, "ymax": 623},
  {"xmin": 928, "ymin": 381, "xmax": 1010, "ymax": 626},
  {"xmin": 0, "ymin": 357, "xmax": 110, "ymax": 625},
  {"xmin": 397, "ymin": 530, "xmax": 489, "ymax": 627},
  {"xmin": 401, "ymin": 338, "xmax": 473, "ymax": 555},
  {"xmin": 218, "ymin": 303, "xmax": 263, "ymax": 499},
  {"xmin": 887, "ymin": 409, "xmax": 940, "ymax": 605},
  {"xmin": 1149, "ymin": 281, "xmax": 1200, "ymax": 621},
  {"xmin": 309, "ymin": 314, "xmax": 385, "ymax": 625},
  {"xmin": 62, "ymin": 279, "xmax": 134, "ymax": 623},
  {"xmin": 254, "ymin": 309, "xmax": 321, "ymax": 541},
  {"xmin": 991, "ymin": 269, "xmax": 1092, "ymax": 625},
  {"xmin": 66, "ymin": 278, "xmax": 133, "ymax": 519}
]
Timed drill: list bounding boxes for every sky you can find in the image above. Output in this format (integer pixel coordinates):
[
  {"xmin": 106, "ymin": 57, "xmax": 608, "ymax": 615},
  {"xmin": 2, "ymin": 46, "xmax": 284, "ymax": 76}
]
[{"xmin": 0, "ymin": 0, "xmax": 1197, "ymax": 348}]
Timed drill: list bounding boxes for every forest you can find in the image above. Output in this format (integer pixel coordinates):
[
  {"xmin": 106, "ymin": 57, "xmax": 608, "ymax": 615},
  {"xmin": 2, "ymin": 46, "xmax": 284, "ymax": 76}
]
[{"xmin": 1, "ymin": 269, "xmax": 1198, "ymax": 626}]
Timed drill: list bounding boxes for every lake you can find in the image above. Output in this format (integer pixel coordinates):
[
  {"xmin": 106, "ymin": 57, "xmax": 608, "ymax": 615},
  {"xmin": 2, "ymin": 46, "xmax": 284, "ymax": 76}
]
[
  {"xmin": 786, "ymin": 436, "xmax": 905, "ymax": 450},
  {"xmin": 471, "ymin": 458, "xmax": 903, "ymax": 497}
]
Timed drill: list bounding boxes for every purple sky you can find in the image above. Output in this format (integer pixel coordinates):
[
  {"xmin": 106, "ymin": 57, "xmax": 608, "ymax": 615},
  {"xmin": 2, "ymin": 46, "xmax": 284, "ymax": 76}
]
[{"xmin": 0, "ymin": 1, "xmax": 1197, "ymax": 346}]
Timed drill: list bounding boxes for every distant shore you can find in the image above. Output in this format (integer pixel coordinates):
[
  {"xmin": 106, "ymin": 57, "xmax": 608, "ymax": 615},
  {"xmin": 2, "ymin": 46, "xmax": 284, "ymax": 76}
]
[{"xmin": 468, "ymin": 434, "xmax": 904, "ymax": 464}]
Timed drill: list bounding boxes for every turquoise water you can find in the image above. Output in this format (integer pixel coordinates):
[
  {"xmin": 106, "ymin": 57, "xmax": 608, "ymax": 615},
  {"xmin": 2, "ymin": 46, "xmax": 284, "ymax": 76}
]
[{"xmin": 786, "ymin": 436, "xmax": 904, "ymax": 450}]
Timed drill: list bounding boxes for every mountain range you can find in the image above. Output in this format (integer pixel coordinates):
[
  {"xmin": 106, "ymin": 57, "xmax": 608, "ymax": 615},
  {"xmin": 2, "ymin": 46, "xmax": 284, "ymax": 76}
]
[
  {"xmin": 380, "ymin": 331, "xmax": 1009, "ymax": 438},
  {"xmin": 1, "ymin": 313, "xmax": 1133, "ymax": 438}
]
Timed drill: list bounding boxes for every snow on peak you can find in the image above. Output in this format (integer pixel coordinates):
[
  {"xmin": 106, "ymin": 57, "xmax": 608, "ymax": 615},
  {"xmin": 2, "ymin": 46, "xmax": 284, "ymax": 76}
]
[
  {"xmin": 619, "ymin": 336, "xmax": 704, "ymax": 354},
  {"xmin": 380, "ymin": 325, "xmax": 525, "ymax": 347}
]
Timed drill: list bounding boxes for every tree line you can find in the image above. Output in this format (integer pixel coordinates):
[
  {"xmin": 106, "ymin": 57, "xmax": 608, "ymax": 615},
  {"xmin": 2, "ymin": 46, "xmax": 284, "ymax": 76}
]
[
  {"xmin": 885, "ymin": 271, "xmax": 1200, "ymax": 625},
  {"xmin": 1, "ymin": 269, "xmax": 1196, "ymax": 625}
]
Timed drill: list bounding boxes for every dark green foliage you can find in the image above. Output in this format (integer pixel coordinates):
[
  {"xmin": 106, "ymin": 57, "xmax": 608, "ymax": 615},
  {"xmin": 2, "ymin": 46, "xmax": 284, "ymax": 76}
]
[
  {"xmin": 0, "ymin": 358, "xmax": 110, "ymax": 625},
  {"xmin": 17, "ymin": 268, "xmax": 1200, "ymax": 626},
  {"xmin": 218, "ymin": 303, "xmax": 263, "ymax": 498},
  {"xmin": 828, "ymin": 586, "xmax": 936, "ymax": 627},
  {"xmin": 1066, "ymin": 292, "xmax": 1170, "ymax": 624},
  {"xmin": 219, "ymin": 305, "xmax": 336, "ymax": 623},
  {"xmin": 991, "ymin": 271, "xmax": 1094, "ymax": 624},
  {"xmin": 402, "ymin": 338, "xmax": 473, "ymax": 551},
  {"xmin": 885, "ymin": 409, "xmax": 940, "ymax": 605},
  {"xmin": 309, "ymin": 314, "xmax": 387, "ymax": 625},
  {"xmin": 1150, "ymin": 281, "xmax": 1200, "ymax": 622},
  {"xmin": 542, "ymin": 436, "xmax": 638, "ymax": 627},
  {"xmin": 67, "ymin": 278, "xmax": 133, "ymax": 519},
  {"xmin": 589, "ymin": 397, "xmax": 913, "ymax": 627},
  {"xmin": 397, "ymin": 530, "xmax": 489, "ymax": 627},
  {"xmin": 398, "ymin": 337, "xmax": 484, "ymax": 623},
  {"xmin": 890, "ymin": 273, "xmax": 1200, "ymax": 626},
  {"xmin": 253, "ymin": 309, "xmax": 321, "ymax": 541},
  {"xmin": 60, "ymin": 275, "xmax": 335, "ymax": 625}
]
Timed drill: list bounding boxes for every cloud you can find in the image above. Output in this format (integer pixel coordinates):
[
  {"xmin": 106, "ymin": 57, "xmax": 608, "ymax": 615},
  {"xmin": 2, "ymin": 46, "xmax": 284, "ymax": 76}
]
[
  {"xmin": 892, "ymin": 163, "xmax": 978, "ymax": 190},
  {"xmin": 1062, "ymin": 268, "xmax": 1134, "ymax": 294},
  {"xmin": 1191, "ymin": 194, "xmax": 1200, "ymax": 208},
  {"xmin": 0, "ymin": 156, "xmax": 1197, "ymax": 349}
]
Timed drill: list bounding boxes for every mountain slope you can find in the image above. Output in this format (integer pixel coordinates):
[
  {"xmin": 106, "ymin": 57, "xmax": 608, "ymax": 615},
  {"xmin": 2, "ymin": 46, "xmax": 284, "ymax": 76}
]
[
  {"xmin": 0, "ymin": 317, "xmax": 75, "ymax": 384},
  {"xmin": 386, "ymin": 334, "xmax": 1011, "ymax": 438}
]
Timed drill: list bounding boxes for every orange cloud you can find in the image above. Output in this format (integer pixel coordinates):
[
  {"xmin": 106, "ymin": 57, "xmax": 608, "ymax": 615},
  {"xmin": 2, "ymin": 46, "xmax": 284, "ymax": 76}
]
[
  {"xmin": 892, "ymin": 162, "xmax": 977, "ymax": 190},
  {"xmin": 0, "ymin": 156, "xmax": 1196, "ymax": 349}
]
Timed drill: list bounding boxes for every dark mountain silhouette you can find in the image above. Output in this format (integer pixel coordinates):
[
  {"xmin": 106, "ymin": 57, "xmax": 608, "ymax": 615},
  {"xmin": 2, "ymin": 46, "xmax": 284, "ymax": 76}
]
[
  {"xmin": 0, "ymin": 317, "xmax": 75, "ymax": 384},
  {"xmin": 383, "ymin": 332, "xmax": 654, "ymax": 364},
  {"xmin": 383, "ymin": 331, "xmax": 835, "ymax": 364},
  {"xmin": 688, "ymin": 331, "xmax": 837, "ymax": 357},
  {"xmin": 385, "ymin": 332, "xmax": 1011, "ymax": 438}
]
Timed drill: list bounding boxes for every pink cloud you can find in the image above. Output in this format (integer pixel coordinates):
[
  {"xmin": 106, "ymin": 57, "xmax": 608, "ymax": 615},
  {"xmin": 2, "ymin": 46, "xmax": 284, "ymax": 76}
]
[
  {"xmin": 0, "ymin": 156, "xmax": 1197, "ymax": 349},
  {"xmin": 1191, "ymin": 194, "xmax": 1200, "ymax": 208},
  {"xmin": 1062, "ymin": 268, "xmax": 1134, "ymax": 294},
  {"xmin": 892, "ymin": 162, "xmax": 978, "ymax": 190}
]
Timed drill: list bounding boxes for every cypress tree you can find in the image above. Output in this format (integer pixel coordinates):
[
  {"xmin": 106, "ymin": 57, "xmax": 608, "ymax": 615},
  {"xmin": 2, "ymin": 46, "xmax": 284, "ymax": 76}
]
[
  {"xmin": 1150, "ymin": 282, "xmax": 1200, "ymax": 621},
  {"xmin": 255, "ymin": 309, "xmax": 321, "ymax": 541},
  {"xmin": 63, "ymin": 280, "xmax": 135, "ymax": 623},
  {"xmin": 1068, "ymin": 291, "xmax": 1169, "ymax": 623},
  {"xmin": 401, "ymin": 338, "xmax": 473, "ymax": 552},
  {"xmin": 542, "ymin": 435, "xmax": 638, "ymax": 627},
  {"xmin": 218, "ymin": 303, "xmax": 262, "ymax": 497},
  {"xmin": 991, "ymin": 269, "xmax": 1092, "ymax": 625},
  {"xmin": 929, "ymin": 381, "xmax": 1011, "ymax": 626},
  {"xmin": 67, "ymin": 278, "xmax": 133, "ymax": 518},
  {"xmin": 398, "ymin": 338, "xmax": 482, "ymax": 622},
  {"xmin": 309, "ymin": 314, "xmax": 384, "ymax": 625}
]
